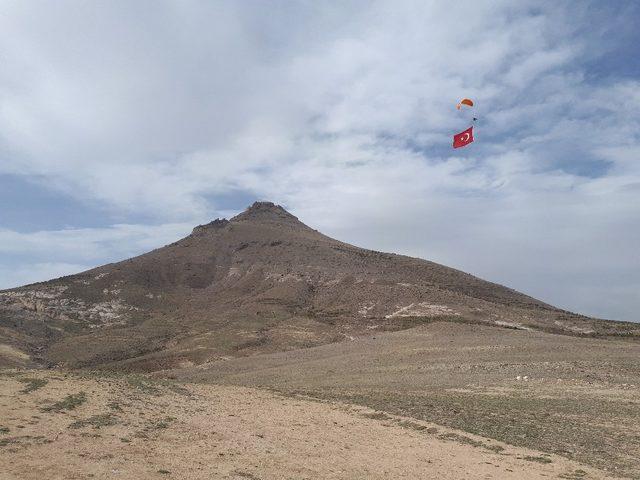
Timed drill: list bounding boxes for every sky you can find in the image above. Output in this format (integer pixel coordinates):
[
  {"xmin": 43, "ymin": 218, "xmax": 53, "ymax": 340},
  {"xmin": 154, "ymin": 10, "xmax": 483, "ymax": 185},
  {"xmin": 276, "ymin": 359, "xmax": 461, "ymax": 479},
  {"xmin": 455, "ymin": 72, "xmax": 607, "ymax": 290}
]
[{"xmin": 0, "ymin": 1, "xmax": 638, "ymax": 322}]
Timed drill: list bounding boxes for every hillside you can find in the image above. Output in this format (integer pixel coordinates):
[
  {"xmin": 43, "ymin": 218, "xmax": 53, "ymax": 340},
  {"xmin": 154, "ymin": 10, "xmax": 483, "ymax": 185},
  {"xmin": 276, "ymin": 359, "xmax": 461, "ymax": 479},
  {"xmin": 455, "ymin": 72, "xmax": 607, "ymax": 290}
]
[{"xmin": 1, "ymin": 202, "xmax": 637, "ymax": 370}]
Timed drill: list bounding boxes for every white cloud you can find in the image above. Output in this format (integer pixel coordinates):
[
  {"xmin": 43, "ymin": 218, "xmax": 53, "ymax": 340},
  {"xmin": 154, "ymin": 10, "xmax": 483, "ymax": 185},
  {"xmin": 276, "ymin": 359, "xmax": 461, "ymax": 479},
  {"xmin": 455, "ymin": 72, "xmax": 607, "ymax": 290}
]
[
  {"xmin": 0, "ymin": 1, "xmax": 638, "ymax": 321},
  {"xmin": 0, "ymin": 263, "xmax": 91, "ymax": 290},
  {"xmin": 0, "ymin": 222, "xmax": 193, "ymax": 266}
]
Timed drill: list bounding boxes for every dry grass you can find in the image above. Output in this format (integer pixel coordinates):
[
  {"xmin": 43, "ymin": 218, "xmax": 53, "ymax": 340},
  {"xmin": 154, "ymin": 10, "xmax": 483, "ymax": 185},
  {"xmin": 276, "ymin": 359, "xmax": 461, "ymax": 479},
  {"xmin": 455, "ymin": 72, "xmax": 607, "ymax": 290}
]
[
  {"xmin": 180, "ymin": 321, "xmax": 640, "ymax": 477},
  {"xmin": 18, "ymin": 378, "xmax": 48, "ymax": 393},
  {"xmin": 41, "ymin": 392, "xmax": 87, "ymax": 412},
  {"xmin": 0, "ymin": 370, "xmax": 608, "ymax": 479}
]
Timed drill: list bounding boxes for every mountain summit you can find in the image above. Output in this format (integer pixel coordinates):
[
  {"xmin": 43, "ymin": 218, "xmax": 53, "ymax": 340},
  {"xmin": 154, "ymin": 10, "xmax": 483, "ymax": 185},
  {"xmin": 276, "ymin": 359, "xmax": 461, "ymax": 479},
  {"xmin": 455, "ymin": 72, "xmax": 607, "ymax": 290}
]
[
  {"xmin": 231, "ymin": 201, "xmax": 304, "ymax": 224},
  {"xmin": 192, "ymin": 202, "xmax": 305, "ymax": 236},
  {"xmin": 0, "ymin": 202, "xmax": 635, "ymax": 371}
]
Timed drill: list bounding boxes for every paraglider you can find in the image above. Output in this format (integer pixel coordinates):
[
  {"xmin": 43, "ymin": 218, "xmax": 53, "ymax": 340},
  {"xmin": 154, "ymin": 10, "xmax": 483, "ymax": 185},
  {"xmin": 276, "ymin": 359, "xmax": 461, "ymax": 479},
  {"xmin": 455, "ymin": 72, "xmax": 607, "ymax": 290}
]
[
  {"xmin": 456, "ymin": 98, "xmax": 474, "ymax": 110},
  {"xmin": 453, "ymin": 98, "xmax": 475, "ymax": 148}
]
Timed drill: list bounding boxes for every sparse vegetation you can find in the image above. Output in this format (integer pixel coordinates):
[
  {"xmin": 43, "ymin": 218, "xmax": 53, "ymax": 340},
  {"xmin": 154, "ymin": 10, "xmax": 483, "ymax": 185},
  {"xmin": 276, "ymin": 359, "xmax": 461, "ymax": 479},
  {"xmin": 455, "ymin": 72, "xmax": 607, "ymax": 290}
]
[
  {"xmin": 19, "ymin": 378, "xmax": 48, "ymax": 393},
  {"xmin": 233, "ymin": 471, "xmax": 261, "ymax": 480},
  {"xmin": 166, "ymin": 384, "xmax": 191, "ymax": 396},
  {"xmin": 126, "ymin": 375, "xmax": 160, "ymax": 395},
  {"xmin": 0, "ymin": 369, "xmax": 626, "ymax": 478},
  {"xmin": 152, "ymin": 416, "xmax": 176, "ymax": 430},
  {"xmin": 523, "ymin": 455, "xmax": 553, "ymax": 464},
  {"xmin": 204, "ymin": 321, "xmax": 639, "ymax": 476},
  {"xmin": 307, "ymin": 388, "xmax": 636, "ymax": 472},
  {"xmin": 107, "ymin": 401, "xmax": 123, "ymax": 411},
  {"xmin": 437, "ymin": 432, "xmax": 504, "ymax": 453},
  {"xmin": 41, "ymin": 392, "xmax": 87, "ymax": 412},
  {"xmin": 397, "ymin": 420, "xmax": 428, "ymax": 431},
  {"xmin": 0, "ymin": 437, "xmax": 16, "ymax": 447},
  {"xmin": 68, "ymin": 414, "xmax": 118, "ymax": 429},
  {"xmin": 133, "ymin": 415, "xmax": 176, "ymax": 439},
  {"xmin": 0, "ymin": 435, "xmax": 48, "ymax": 448},
  {"xmin": 361, "ymin": 412, "xmax": 390, "ymax": 420},
  {"xmin": 0, "ymin": 426, "xmax": 9, "ymax": 434},
  {"xmin": 558, "ymin": 469, "xmax": 588, "ymax": 479}
]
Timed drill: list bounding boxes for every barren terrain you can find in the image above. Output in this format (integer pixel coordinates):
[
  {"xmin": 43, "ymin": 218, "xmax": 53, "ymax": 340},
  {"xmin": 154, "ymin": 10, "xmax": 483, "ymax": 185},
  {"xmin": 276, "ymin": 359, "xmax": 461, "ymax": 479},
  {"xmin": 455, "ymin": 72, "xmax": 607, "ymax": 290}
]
[
  {"xmin": 177, "ymin": 321, "xmax": 640, "ymax": 478},
  {"xmin": 0, "ymin": 370, "xmax": 612, "ymax": 479}
]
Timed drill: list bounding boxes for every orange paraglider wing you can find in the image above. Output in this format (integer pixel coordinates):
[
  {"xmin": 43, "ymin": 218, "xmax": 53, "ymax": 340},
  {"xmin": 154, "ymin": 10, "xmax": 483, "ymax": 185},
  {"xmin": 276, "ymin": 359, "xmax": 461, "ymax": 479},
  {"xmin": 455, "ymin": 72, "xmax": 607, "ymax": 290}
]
[{"xmin": 456, "ymin": 98, "xmax": 474, "ymax": 109}]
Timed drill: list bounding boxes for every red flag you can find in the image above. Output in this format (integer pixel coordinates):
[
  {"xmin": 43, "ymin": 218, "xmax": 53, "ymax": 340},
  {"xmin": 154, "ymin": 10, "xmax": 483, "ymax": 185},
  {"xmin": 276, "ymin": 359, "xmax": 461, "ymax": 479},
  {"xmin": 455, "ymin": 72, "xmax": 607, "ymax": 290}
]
[{"xmin": 453, "ymin": 126, "xmax": 474, "ymax": 149}]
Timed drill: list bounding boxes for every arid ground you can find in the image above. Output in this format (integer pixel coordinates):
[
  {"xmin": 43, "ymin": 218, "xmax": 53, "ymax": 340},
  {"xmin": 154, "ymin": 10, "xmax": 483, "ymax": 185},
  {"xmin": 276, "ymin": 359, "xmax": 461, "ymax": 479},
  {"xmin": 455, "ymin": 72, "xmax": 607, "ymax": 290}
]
[
  {"xmin": 2, "ymin": 320, "xmax": 639, "ymax": 479},
  {"xmin": 176, "ymin": 321, "xmax": 640, "ymax": 478},
  {"xmin": 0, "ymin": 368, "xmax": 616, "ymax": 480}
]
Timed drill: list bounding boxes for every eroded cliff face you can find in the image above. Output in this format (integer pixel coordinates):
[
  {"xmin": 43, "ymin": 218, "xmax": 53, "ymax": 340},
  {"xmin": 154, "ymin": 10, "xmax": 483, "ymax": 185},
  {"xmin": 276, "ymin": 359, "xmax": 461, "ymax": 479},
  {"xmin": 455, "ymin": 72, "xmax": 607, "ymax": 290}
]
[{"xmin": 1, "ymin": 285, "xmax": 136, "ymax": 327}]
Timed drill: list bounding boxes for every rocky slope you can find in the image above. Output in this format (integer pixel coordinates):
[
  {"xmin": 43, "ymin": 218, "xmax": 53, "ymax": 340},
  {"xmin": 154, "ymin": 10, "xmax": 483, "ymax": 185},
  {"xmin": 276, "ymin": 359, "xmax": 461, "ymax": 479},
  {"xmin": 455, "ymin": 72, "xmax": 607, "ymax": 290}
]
[{"xmin": 1, "ymin": 202, "xmax": 637, "ymax": 370}]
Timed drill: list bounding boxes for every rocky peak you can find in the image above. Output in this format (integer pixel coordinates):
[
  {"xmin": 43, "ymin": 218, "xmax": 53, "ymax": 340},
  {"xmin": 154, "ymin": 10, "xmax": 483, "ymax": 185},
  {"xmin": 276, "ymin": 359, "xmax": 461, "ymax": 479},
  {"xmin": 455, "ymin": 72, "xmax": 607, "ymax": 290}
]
[
  {"xmin": 191, "ymin": 218, "xmax": 230, "ymax": 236},
  {"xmin": 230, "ymin": 201, "xmax": 303, "ymax": 226},
  {"xmin": 190, "ymin": 202, "xmax": 306, "ymax": 236}
]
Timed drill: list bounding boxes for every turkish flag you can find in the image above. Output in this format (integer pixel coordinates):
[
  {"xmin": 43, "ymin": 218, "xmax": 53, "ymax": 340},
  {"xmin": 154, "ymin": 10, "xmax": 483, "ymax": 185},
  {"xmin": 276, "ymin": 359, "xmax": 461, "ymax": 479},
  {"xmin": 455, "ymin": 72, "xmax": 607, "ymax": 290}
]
[{"xmin": 453, "ymin": 126, "xmax": 474, "ymax": 149}]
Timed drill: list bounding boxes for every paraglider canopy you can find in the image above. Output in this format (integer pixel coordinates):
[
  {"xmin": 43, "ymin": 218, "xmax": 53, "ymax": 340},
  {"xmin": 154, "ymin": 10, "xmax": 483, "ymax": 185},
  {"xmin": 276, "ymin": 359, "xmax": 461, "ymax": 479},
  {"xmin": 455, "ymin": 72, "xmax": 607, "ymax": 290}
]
[{"xmin": 456, "ymin": 98, "xmax": 474, "ymax": 110}]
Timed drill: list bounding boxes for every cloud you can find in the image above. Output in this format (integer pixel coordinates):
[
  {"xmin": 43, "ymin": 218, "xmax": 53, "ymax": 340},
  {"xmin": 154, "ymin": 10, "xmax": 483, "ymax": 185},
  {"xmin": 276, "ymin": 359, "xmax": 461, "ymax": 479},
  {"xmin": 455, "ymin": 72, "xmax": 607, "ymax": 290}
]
[
  {"xmin": 0, "ymin": 263, "xmax": 91, "ymax": 290},
  {"xmin": 0, "ymin": 223, "xmax": 193, "ymax": 288},
  {"xmin": 0, "ymin": 1, "xmax": 638, "ymax": 321}
]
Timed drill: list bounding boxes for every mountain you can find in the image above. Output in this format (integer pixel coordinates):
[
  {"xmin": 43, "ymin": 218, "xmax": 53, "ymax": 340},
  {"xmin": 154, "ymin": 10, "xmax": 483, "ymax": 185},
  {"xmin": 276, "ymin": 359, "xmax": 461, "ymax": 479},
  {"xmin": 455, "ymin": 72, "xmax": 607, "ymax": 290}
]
[{"xmin": 1, "ymin": 201, "xmax": 637, "ymax": 370}]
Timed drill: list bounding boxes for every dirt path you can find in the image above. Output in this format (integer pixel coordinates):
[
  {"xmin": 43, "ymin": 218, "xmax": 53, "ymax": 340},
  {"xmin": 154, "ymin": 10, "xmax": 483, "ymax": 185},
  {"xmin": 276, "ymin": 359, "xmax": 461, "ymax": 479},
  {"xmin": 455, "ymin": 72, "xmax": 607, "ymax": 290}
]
[{"xmin": 0, "ymin": 370, "xmax": 611, "ymax": 479}]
